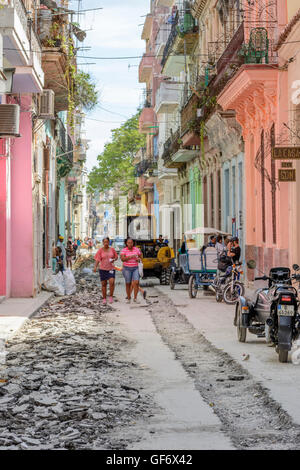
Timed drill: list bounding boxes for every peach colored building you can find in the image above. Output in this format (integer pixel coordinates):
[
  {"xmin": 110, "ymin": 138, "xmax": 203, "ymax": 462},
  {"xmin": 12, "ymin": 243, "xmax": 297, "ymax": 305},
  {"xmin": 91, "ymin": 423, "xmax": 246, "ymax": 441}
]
[{"xmin": 218, "ymin": 0, "xmax": 292, "ymax": 276}]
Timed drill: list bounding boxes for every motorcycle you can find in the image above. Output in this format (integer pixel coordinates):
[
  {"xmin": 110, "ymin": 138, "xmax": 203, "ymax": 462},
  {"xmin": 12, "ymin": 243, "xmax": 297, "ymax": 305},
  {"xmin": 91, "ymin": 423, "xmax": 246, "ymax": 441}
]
[
  {"xmin": 234, "ymin": 260, "xmax": 300, "ymax": 362},
  {"xmin": 212, "ymin": 262, "xmax": 245, "ymax": 304}
]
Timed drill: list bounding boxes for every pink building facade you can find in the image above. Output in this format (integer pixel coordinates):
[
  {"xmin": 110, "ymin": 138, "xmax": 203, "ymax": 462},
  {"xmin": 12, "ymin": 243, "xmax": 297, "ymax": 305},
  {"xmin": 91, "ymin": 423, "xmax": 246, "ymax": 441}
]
[{"xmin": 0, "ymin": 95, "xmax": 35, "ymax": 298}]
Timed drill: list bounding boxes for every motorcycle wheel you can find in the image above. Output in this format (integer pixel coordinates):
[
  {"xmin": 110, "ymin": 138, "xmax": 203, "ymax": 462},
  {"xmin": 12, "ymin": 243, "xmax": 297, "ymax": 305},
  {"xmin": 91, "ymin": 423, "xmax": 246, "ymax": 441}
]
[
  {"xmin": 188, "ymin": 275, "xmax": 198, "ymax": 299},
  {"xmin": 216, "ymin": 291, "xmax": 223, "ymax": 303},
  {"xmin": 278, "ymin": 349, "xmax": 288, "ymax": 363},
  {"xmin": 160, "ymin": 268, "xmax": 170, "ymax": 285},
  {"xmin": 223, "ymin": 282, "xmax": 244, "ymax": 305},
  {"xmin": 170, "ymin": 271, "xmax": 175, "ymax": 290},
  {"xmin": 236, "ymin": 303, "xmax": 247, "ymax": 343}
]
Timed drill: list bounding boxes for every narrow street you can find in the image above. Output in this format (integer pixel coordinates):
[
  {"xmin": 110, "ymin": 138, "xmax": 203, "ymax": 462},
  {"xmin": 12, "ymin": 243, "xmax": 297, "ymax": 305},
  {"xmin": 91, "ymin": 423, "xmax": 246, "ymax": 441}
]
[{"xmin": 1, "ymin": 262, "xmax": 300, "ymax": 450}]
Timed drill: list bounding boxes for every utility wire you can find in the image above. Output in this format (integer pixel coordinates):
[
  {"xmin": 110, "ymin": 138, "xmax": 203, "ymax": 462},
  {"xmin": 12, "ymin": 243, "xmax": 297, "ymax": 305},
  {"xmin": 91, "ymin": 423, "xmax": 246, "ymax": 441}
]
[{"xmin": 4, "ymin": 38, "xmax": 300, "ymax": 58}]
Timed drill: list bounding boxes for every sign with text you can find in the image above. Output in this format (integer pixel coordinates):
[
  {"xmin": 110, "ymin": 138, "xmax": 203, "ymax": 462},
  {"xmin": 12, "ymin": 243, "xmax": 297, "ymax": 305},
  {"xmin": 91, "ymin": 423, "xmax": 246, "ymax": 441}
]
[
  {"xmin": 281, "ymin": 162, "xmax": 293, "ymax": 168},
  {"xmin": 272, "ymin": 147, "xmax": 300, "ymax": 160},
  {"xmin": 278, "ymin": 169, "xmax": 296, "ymax": 182}
]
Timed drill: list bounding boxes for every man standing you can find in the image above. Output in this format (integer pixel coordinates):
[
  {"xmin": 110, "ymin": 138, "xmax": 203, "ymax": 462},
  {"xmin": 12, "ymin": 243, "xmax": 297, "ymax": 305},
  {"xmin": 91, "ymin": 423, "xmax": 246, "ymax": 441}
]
[
  {"xmin": 228, "ymin": 237, "xmax": 241, "ymax": 264},
  {"xmin": 57, "ymin": 235, "xmax": 66, "ymax": 259}
]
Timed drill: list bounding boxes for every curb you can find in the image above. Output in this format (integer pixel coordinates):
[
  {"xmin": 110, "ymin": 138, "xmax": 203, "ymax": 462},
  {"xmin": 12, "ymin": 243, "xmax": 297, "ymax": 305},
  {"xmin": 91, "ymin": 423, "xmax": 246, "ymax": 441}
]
[{"xmin": 29, "ymin": 292, "xmax": 55, "ymax": 319}]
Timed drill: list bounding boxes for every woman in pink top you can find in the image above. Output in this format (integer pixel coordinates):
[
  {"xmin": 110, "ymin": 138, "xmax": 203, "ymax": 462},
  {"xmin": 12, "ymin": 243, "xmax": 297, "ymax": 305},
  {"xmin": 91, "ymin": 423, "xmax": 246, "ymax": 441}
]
[
  {"xmin": 120, "ymin": 238, "xmax": 142, "ymax": 304},
  {"xmin": 93, "ymin": 237, "xmax": 118, "ymax": 305}
]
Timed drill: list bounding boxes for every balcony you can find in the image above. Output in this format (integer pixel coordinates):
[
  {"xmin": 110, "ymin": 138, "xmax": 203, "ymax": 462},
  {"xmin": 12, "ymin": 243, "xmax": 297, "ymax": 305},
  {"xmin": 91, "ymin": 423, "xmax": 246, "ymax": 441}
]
[
  {"xmin": 139, "ymin": 53, "xmax": 154, "ymax": 83},
  {"xmin": 208, "ymin": 22, "xmax": 244, "ymax": 96},
  {"xmin": 138, "ymin": 176, "xmax": 153, "ymax": 194},
  {"xmin": 162, "ymin": 129, "xmax": 182, "ymax": 168},
  {"xmin": 133, "ymin": 147, "xmax": 146, "ymax": 165},
  {"xmin": 161, "ymin": 10, "xmax": 198, "ymax": 74},
  {"xmin": 0, "ymin": 0, "xmax": 44, "ymax": 92},
  {"xmin": 139, "ymin": 106, "xmax": 157, "ymax": 134},
  {"xmin": 38, "ymin": 9, "xmax": 70, "ymax": 110},
  {"xmin": 141, "ymin": 14, "xmax": 153, "ymax": 41},
  {"xmin": 155, "ymin": 82, "xmax": 180, "ymax": 115},
  {"xmin": 12, "ymin": 26, "xmax": 44, "ymax": 93},
  {"xmin": 171, "ymin": 148, "xmax": 199, "ymax": 164},
  {"xmin": 180, "ymin": 93, "xmax": 201, "ymax": 146},
  {"xmin": 0, "ymin": 0, "xmax": 31, "ymax": 66},
  {"xmin": 155, "ymin": 24, "xmax": 170, "ymax": 58}
]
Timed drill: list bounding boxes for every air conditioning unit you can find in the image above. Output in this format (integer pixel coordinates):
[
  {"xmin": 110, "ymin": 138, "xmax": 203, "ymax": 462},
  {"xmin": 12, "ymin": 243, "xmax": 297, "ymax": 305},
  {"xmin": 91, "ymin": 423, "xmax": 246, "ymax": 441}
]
[
  {"xmin": 0, "ymin": 104, "xmax": 20, "ymax": 137},
  {"xmin": 39, "ymin": 90, "xmax": 55, "ymax": 119}
]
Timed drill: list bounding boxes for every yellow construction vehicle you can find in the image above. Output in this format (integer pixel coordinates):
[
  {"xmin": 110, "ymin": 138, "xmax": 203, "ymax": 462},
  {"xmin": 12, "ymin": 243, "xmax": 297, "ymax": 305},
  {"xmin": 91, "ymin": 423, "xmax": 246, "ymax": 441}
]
[{"xmin": 125, "ymin": 215, "xmax": 175, "ymax": 284}]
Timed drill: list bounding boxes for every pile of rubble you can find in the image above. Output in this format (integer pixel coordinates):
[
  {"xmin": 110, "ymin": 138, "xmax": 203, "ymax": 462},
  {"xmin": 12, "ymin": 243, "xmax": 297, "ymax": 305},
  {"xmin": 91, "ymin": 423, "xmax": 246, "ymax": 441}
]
[{"xmin": 0, "ymin": 269, "xmax": 153, "ymax": 450}]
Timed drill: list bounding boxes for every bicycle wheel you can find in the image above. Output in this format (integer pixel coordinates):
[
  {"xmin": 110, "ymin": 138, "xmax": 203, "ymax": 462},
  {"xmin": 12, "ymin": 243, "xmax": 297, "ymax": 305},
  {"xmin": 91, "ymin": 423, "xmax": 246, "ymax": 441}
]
[
  {"xmin": 188, "ymin": 275, "xmax": 198, "ymax": 298},
  {"xmin": 223, "ymin": 282, "xmax": 244, "ymax": 305}
]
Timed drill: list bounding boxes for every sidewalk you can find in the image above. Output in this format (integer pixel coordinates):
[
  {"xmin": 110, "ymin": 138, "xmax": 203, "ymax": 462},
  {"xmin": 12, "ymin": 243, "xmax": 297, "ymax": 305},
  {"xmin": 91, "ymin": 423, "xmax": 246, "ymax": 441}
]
[{"xmin": 0, "ymin": 291, "xmax": 53, "ymax": 342}]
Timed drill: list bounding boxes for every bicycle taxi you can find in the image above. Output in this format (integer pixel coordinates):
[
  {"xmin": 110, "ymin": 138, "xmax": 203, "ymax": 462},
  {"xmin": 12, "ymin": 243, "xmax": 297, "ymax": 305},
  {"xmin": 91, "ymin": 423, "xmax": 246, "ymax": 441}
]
[{"xmin": 169, "ymin": 227, "xmax": 229, "ymax": 298}]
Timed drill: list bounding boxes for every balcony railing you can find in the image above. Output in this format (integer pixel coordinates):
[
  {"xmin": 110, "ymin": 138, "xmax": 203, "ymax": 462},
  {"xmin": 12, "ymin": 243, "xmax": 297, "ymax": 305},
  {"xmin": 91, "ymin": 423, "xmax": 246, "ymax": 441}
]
[
  {"xmin": 181, "ymin": 93, "xmax": 200, "ymax": 136},
  {"xmin": 134, "ymin": 159, "xmax": 153, "ymax": 177},
  {"xmin": 155, "ymin": 23, "xmax": 171, "ymax": 58},
  {"xmin": 161, "ymin": 8, "xmax": 197, "ymax": 68},
  {"xmin": 162, "ymin": 128, "xmax": 181, "ymax": 167},
  {"xmin": 161, "ymin": 13, "xmax": 179, "ymax": 67},
  {"xmin": 67, "ymin": 135, "xmax": 73, "ymax": 163}
]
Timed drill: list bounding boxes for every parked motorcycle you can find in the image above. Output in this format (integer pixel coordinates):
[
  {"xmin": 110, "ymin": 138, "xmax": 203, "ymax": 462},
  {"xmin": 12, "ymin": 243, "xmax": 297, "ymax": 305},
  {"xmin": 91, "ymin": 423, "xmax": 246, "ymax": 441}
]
[
  {"xmin": 212, "ymin": 262, "xmax": 244, "ymax": 304},
  {"xmin": 234, "ymin": 260, "xmax": 300, "ymax": 362}
]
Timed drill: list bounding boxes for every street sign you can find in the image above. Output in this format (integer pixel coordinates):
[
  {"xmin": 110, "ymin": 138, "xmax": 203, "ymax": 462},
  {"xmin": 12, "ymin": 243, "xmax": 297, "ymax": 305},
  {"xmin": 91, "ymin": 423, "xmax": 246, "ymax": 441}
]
[
  {"xmin": 278, "ymin": 169, "xmax": 296, "ymax": 182},
  {"xmin": 272, "ymin": 147, "xmax": 300, "ymax": 159},
  {"xmin": 281, "ymin": 162, "xmax": 293, "ymax": 168}
]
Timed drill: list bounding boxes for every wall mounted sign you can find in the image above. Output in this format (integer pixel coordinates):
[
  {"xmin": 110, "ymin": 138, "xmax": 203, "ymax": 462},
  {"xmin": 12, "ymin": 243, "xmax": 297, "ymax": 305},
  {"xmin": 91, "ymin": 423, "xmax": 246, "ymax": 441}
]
[
  {"xmin": 278, "ymin": 169, "xmax": 296, "ymax": 182},
  {"xmin": 272, "ymin": 147, "xmax": 300, "ymax": 159},
  {"xmin": 281, "ymin": 161, "xmax": 293, "ymax": 168}
]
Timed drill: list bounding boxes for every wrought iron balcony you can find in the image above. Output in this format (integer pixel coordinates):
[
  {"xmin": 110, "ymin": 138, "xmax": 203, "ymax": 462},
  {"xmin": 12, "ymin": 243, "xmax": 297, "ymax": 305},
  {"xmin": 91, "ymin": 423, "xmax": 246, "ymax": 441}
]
[
  {"xmin": 134, "ymin": 159, "xmax": 153, "ymax": 177},
  {"xmin": 161, "ymin": 8, "xmax": 197, "ymax": 69},
  {"xmin": 162, "ymin": 128, "xmax": 182, "ymax": 168}
]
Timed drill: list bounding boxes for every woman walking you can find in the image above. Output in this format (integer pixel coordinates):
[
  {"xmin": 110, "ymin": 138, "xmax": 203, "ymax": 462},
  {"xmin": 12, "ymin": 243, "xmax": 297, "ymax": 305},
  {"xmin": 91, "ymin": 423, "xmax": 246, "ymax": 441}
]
[
  {"xmin": 120, "ymin": 238, "xmax": 143, "ymax": 304},
  {"xmin": 94, "ymin": 237, "xmax": 118, "ymax": 305}
]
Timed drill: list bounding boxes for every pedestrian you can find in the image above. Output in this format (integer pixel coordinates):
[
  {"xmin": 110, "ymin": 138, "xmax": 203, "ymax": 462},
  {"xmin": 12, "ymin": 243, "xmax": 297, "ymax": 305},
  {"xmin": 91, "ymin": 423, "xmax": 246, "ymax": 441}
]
[
  {"xmin": 228, "ymin": 237, "xmax": 241, "ymax": 264},
  {"xmin": 57, "ymin": 235, "xmax": 66, "ymax": 259},
  {"xmin": 77, "ymin": 238, "xmax": 81, "ymax": 254},
  {"xmin": 73, "ymin": 240, "xmax": 78, "ymax": 259},
  {"xmin": 93, "ymin": 237, "xmax": 118, "ymax": 305},
  {"xmin": 88, "ymin": 238, "xmax": 93, "ymax": 252},
  {"xmin": 216, "ymin": 235, "xmax": 225, "ymax": 256},
  {"xmin": 56, "ymin": 247, "xmax": 64, "ymax": 273},
  {"xmin": 52, "ymin": 242, "xmax": 57, "ymax": 273},
  {"xmin": 120, "ymin": 238, "xmax": 143, "ymax": 304},
  {"xmin": 66, "ymin": 240, "xmax": 74, "ymax": 269},
  {"xmin": 207, "ymin": 235, "xmax": 217, "ymax": 247}
]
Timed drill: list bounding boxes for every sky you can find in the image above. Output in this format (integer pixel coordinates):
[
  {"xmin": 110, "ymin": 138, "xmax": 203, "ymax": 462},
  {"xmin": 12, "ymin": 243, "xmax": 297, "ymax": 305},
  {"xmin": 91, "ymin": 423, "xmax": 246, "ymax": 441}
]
[{"xmin": 69, "ymin": 0, "xmax": 149, "ymax": 172}]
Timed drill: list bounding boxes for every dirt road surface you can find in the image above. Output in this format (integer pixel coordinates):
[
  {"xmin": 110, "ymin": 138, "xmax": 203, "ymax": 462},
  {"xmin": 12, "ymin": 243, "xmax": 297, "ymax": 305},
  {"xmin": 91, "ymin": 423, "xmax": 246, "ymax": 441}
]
[{"xmin": 1, "ymin": 267, "xmax": 300, "ymax": 450}]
